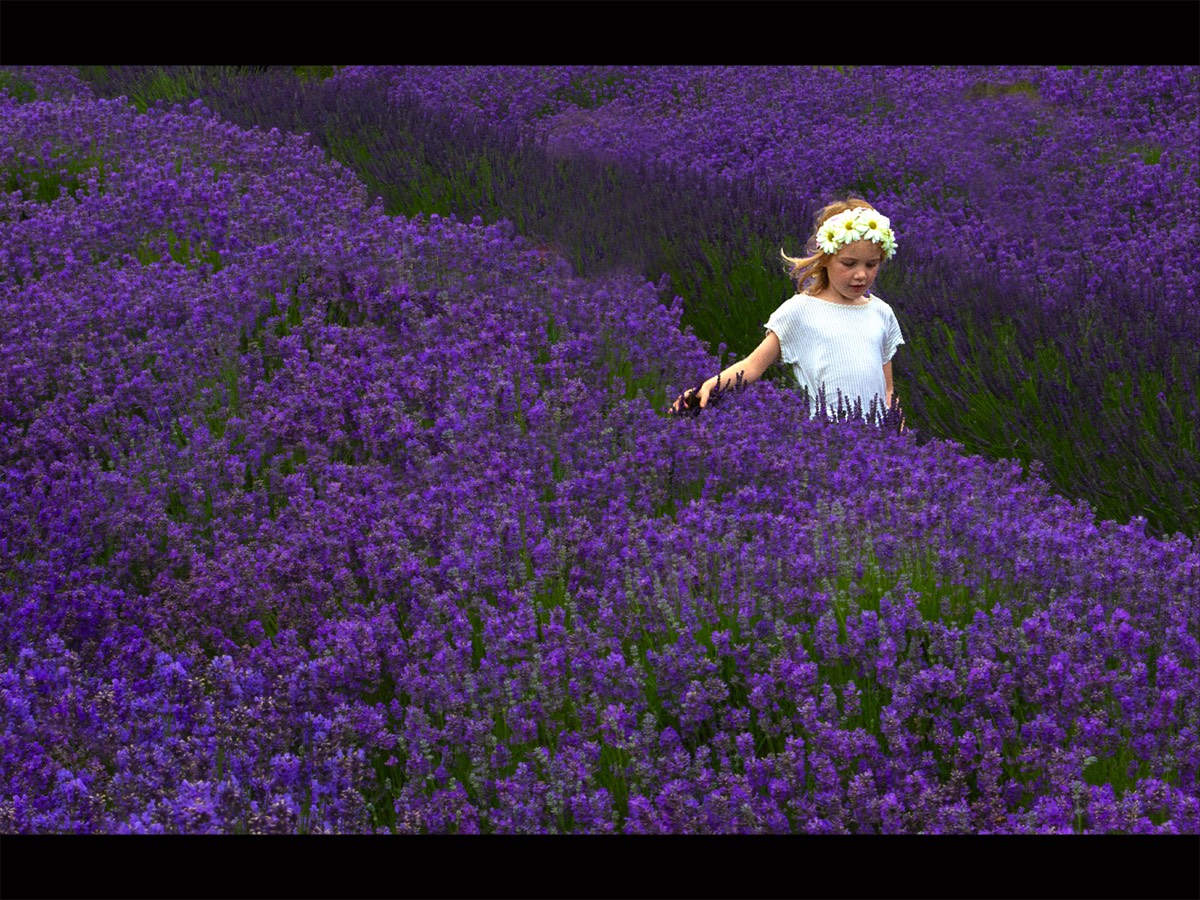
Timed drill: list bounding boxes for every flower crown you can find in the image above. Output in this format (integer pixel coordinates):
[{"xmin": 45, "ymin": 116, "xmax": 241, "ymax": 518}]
[{"xmin": 816, "ymin": 207, "xmax": 897, "ymax": 260}]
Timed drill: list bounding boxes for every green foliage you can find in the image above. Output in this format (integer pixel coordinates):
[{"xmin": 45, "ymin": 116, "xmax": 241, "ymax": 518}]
[
  {"xmin": 541, "ymin": 70, "xmax": 635, "ymax": 116},
  {"xmin": 0, "ymin": 70, "xmax": 38, "ymax": 103},
  {"xmin": 134, "ymin": 229, "xmax": 223, "ymax": 271},
  {"xmin": 899, "ymin": 294, "xmax": 1198, "ymax": 539},
  {"xmin": 664, "ymin": 236, "xmax": 796, "ymax": 384},
  {"xmin": 1, "ymin": 154, "xmax": 107, "ymax": 209},
  {"xmin": 78, "ymin": 65, "xmax": 242, "ymax": 113},
  {"xmin": 292, "ymin": 65, "xmax": 339, "ymax": 82},
  {"xmin": 1133, "ymin": 143, "xmax": 1162, "ymax": 165},
  {"xmin": 601, "ymin": 345, "xmax": 670, "ymax": 410},
  {"xmin": 966, "ymin": 79, "xmax": 1041, "ymax": 101}
]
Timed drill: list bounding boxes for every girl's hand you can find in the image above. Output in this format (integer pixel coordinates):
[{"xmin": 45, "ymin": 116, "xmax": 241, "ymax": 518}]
[
  {"xmin": 669, "ymin": 384, "xmax": 711, "ymax": 414},
  {"xmin": 889, "ymin": 396, "xmax": 906, "ymax": 433},
  {"xmin": 670, "ymin": 388, "xmax": 698, "ymax": 414}
]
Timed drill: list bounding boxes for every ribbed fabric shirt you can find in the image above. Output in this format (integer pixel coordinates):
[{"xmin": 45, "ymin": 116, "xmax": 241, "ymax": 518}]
[{"xmin": 764, "ymin": 292, "xmax": 905, "ymax": 422}]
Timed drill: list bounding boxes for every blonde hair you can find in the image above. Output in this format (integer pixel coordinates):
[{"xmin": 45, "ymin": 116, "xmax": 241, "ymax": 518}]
[{"xmin": 781, "ymin": 198, "xmax": 881, "ymax": 295}]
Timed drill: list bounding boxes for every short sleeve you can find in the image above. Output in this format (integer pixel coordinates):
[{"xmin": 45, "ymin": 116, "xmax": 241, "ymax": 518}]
[
  {"xmin": 764, "ymin": 299, "xmax": 800, "ymax": 366},
  {"xmin": 883, "ymin": 307, "xmax": 905, "ymax": 363}
]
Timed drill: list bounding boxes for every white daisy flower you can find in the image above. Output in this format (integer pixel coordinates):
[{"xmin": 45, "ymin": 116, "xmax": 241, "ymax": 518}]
[
  {"xmin": 855, "ymin": 210, "xmax": 891, "ymax": 243},
  {"xmin": 838, "ymin": 215, "xmax": 863, "ymax": 243},
  {"xmin": 822, "ymin": 210, "xmax": 857, "ymax": 239},
  {"xmin": 818, "ymin": 224, "xmax": 842, "ymax": 254}
]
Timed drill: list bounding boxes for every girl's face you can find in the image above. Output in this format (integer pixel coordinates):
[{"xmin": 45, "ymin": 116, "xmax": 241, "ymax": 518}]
[{"xmin": 824, "ymin": 240, "xmax": 883, "ymax": 303}]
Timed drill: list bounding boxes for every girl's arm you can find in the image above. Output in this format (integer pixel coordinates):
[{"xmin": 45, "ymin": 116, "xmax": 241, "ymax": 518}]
[{"xmin": 672, "ymin": 331, "xmax": 782, "ymax": 412}]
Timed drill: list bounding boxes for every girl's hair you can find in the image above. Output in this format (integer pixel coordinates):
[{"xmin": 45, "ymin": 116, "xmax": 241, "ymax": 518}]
[{"xmin": 781, "ymin": 197, "xmax": 881, "ymax": 295}]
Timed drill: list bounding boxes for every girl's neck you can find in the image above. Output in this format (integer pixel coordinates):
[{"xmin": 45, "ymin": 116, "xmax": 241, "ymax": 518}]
[{"xmin": 809, "ymin": 289, "xmax": 871, "ymax": 307}]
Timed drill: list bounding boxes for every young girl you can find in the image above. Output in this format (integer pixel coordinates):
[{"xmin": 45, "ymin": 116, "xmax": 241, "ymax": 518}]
[{"xmin": 671, "ymin": 199, "xmax": 906, "ymax": 428}]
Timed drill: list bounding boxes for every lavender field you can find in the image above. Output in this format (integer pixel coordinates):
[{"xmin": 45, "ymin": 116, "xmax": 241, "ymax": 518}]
[{"xmin": 1, "ymin": 65, "xmax": 1197, "ymax": 835}]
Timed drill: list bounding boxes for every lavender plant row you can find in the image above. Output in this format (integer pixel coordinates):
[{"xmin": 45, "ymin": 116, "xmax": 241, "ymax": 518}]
[
  {"xmin": 359, "ymin": 66, "xmax": 1199, "ymax": 308},
  {"xmin": 1, "ymin": 70, "xmax": 1197, "ymax": 834}
]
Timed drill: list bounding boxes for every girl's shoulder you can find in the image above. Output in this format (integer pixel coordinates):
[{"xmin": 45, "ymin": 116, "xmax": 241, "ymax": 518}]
[
  {"xmin": 770, "ymin": 293, "xmax": 809, "ymax": 315},
  {"xmin": 786, "ymin": 292, "xmax": 832, "ymax": 309},
  {"xmin": 865, "ymin": 292, "xmax": 898, "ymax": 315}
]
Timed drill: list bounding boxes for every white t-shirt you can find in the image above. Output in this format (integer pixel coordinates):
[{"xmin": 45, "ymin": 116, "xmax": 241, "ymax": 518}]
[{"xmin": 764, "ymin": 291, "xmax": 905, "ymax": 422}]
